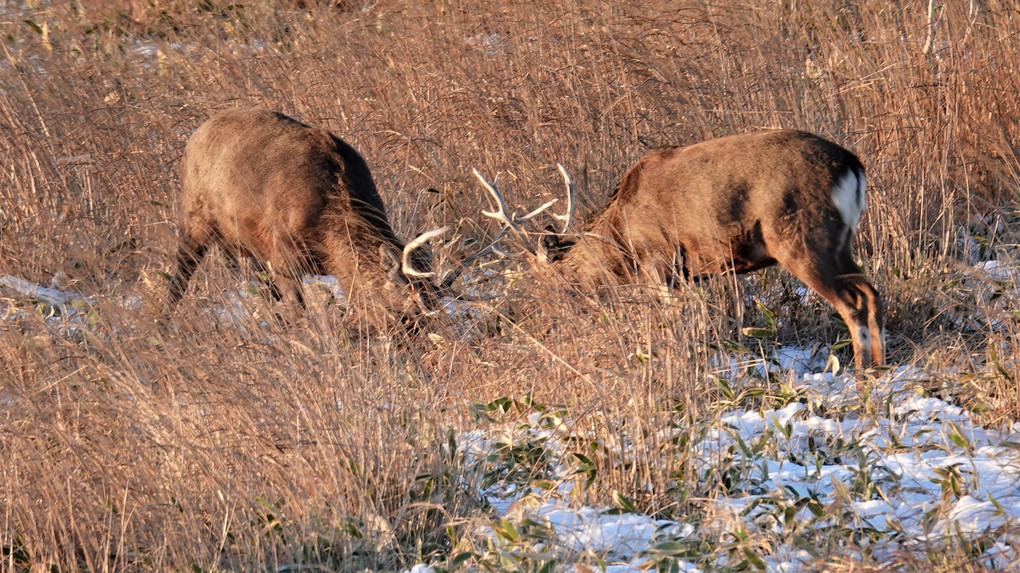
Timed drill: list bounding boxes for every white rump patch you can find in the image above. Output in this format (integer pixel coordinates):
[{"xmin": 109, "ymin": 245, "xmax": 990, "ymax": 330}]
[{"xmin": 830, "ymin": 169, "xmax": 865, "ymax": 231}]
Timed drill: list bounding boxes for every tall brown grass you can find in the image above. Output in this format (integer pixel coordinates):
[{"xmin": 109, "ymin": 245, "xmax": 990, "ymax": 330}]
[{"xmin": 1, "ymin": 0, "xmax": 1018, "ymax": 570}]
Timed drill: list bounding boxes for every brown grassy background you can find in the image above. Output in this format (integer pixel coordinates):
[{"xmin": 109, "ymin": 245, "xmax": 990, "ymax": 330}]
[{"xmin": 1, "ymin": 0, "xmax": 1018, "ymax": 570}]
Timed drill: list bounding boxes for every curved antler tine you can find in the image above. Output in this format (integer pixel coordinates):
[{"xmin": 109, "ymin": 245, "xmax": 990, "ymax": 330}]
[
  {"xmin": 517, "ymin": 198, "xmax": 559, "ymax": 222},
  {"xmin": 402, "ymin": 226, "xmax": 450, "ymax": 278},
  {"xmin": 471, "ymin": 166, "xmax": 547, "ymax": 256},
  {"xmin": 473, "ymin": 168, "xmax": 522, "ymax": 233},
  {"xmin": 554, "ymin": 163, "xmax": 575, "ymax": 233}
]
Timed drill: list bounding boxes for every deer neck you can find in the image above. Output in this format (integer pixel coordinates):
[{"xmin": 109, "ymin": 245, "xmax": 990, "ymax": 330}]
[
  {"xmin": 317, "ymin": 214, "xmax": 391, "ymax": 287},
  {"xmin": 553, "ymin": 208, "xmax": 631, "ymax": 286}
]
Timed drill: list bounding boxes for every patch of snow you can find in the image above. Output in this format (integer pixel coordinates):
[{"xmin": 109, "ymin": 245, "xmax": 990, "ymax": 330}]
[
  {"xmin": 975, "ymin": 260, "xmax": 1019, "ymax": 283},
  {"xmin": 466, "ymin": 32, "xmax": 510, "ymax": 56},
  {"xmin": 0, "ymin": 274, "xmax": 85, "ymax": 307}
]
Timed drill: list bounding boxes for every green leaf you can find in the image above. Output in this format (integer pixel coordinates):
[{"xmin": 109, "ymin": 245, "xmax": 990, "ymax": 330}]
[
  {"xmin": 449, "ymin": 551, "xmax": 475, "ymax": 570},
  {"xmin": 717, "ymin": 339, "xmax": 750, "ymax": 353},
  {"xmin": 831, "ymin": 338, "xmax": 852, "ymax": 351},
  {"xmin": 612, "ymin": 491, "xmax": 638, "ymax": 513},
  {"xmin": 946, "ymin": 422, "xmax": 971, "ymax": 451},
  {"xmin": 806, "ymin": 499, "xmax": 824, "ymax": 518},
  {"xmin": 988, "ymin": 491, "xmax": 1006, "ymax": 518},
  {"xmin": 713, "ymin": 377, "xmax": 735, "ymax": 400},
  {"xmin": 494, "ymin": 519, "xmax": 519, "ymax": 542},
  {"xmin": 743, "ymin": 547, "xmax": 767, "ymax": 570},
  {"xmin": 650, "ymin": 540, "xmax": 692, "ymax": 555},
  {"xmin": 755, "ymin": 299, "xmax": 778, "ymax": 331},
  {"xmin": 771, "ymin": 415, "xmax": 793, "ymax": 439},
  {"xmin": 488, "ymin": 396, "xmax": 513, "ymax": 413}
]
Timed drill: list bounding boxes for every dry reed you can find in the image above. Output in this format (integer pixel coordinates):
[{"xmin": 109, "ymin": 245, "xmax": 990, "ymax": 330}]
[{"xmin": 1, "ymin": 0, "xmax": 1017, "ymax": 570}]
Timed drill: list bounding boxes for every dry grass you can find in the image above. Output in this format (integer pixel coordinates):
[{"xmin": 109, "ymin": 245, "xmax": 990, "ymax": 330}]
[{"xmin": 1, "ymin": 0, "xmax": 1019, "ymax": 570}]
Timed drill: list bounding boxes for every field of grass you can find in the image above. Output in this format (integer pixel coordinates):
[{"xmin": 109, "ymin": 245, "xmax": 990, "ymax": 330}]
[{"xmin": 2, "ymin": 0, "xmax": 1019, "ymax": 570}]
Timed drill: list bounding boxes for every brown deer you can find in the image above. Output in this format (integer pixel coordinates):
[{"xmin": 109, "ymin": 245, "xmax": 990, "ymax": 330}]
[
  {"xmin": 166, "ymin": 108, "xmax": 452, "ymax": 330},
  {"xmin": 473, "ymin": 130, "xmax": 885, "ymax": 370}
]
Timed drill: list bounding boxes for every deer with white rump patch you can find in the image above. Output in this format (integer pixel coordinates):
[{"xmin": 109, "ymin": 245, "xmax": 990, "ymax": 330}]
[
  {"xmin": 166, "ymin": 108, "xmax": 452, "ymax": 330},
  {"xmin": 474, "ymin": 130, "xmax": 885, "ymax": 370}
]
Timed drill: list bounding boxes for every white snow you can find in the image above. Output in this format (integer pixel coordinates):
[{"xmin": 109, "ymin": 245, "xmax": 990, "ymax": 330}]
[
  {"xmin": 3, "ymin": 257, "xmax": 1019, "ymax": 570},
  {"xmin": 435, "ymin": 364, "xmax": 1020, "ymax": 570}
]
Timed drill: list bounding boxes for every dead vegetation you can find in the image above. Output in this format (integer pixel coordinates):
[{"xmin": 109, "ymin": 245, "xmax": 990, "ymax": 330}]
[{"xmin": 1, "ymin": 0, "xmax": 1018, "ymax": 570}]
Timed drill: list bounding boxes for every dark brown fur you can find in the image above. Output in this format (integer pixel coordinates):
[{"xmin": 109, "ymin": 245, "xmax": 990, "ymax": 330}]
[
  {"xmin": 542, "ymin": 130, "xmax": 885, "ymax": 369},
  {"xmin": 166, "ymin": 108, "xmax": 438, "ymax": 329}
]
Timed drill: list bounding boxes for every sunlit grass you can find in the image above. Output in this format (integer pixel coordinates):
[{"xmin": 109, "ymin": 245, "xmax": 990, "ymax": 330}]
[{"xmin": 1, "ymin": 0, "xmax": 1018, "ymax": 570}]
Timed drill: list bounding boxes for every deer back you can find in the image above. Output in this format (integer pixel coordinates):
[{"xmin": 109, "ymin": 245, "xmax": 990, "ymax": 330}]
[
  {"xmin": 176, "ymin": 108, "xmax": 439, "ymax": 325},
  {"xmin": 471, "ymin": 129, "xmax": 884, "ymax": 368},
  {"xmin": 555, "ymin": 130, "xmax": 865, "ymax": 286}
]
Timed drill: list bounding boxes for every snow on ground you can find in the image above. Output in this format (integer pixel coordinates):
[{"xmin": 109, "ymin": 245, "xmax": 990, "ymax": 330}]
[
  {"xmin": 2, "ymin": 258, "xmax": 1019, "ymax": 570},
  {"xmin": 436, "ymin": 362, "xmax": 1020, "ymax": 571}
]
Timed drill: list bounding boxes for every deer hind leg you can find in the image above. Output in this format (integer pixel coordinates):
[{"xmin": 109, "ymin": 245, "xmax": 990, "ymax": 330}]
[{"xmin": 787, "ymin": 249, "xmax": 885, "ymax": 370}]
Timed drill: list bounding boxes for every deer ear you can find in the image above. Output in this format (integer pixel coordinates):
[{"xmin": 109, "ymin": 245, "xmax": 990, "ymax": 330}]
[{"xmin": 379, "ymin": 244, "xmax": 406, "ymax": 285}]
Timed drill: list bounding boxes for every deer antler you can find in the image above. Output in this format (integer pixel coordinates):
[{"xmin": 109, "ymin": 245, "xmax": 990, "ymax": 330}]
[
  {"xmin": 402, "ymin": 226, "xmax": 450, "ymax": 278},
  {"xmin": 474, "ymin": 169, "xmax": 522, "ymax": 233},
  {"xmin": 473, "ymin": 166, "xmax": 573, "ymax": 241},
  {"xmin": 439, "ymin": 166, "xmax": 574, "ymax": 300},
  {"xmin": 553, "ymin": 163, "xmax": 575, "ymax": 233}
]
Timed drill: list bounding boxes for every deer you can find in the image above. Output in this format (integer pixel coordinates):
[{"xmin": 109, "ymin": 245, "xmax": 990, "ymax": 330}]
[
  {"xmin": 472, "ymin": 129, "xmax": 886, "ymax": 370},
  {"xmin": 165, "ymin": 108, "xmax": 455, "ymax": 331}
]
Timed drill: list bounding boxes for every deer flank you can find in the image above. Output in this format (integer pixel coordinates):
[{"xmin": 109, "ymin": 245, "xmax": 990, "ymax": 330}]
[
  {"xmin": 166, "ymin": 108, "xmax": 448, "ymax": 330},
  {"xmin": 474, "ymin": 130, "xmax": 886, "ymax": 370}
]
